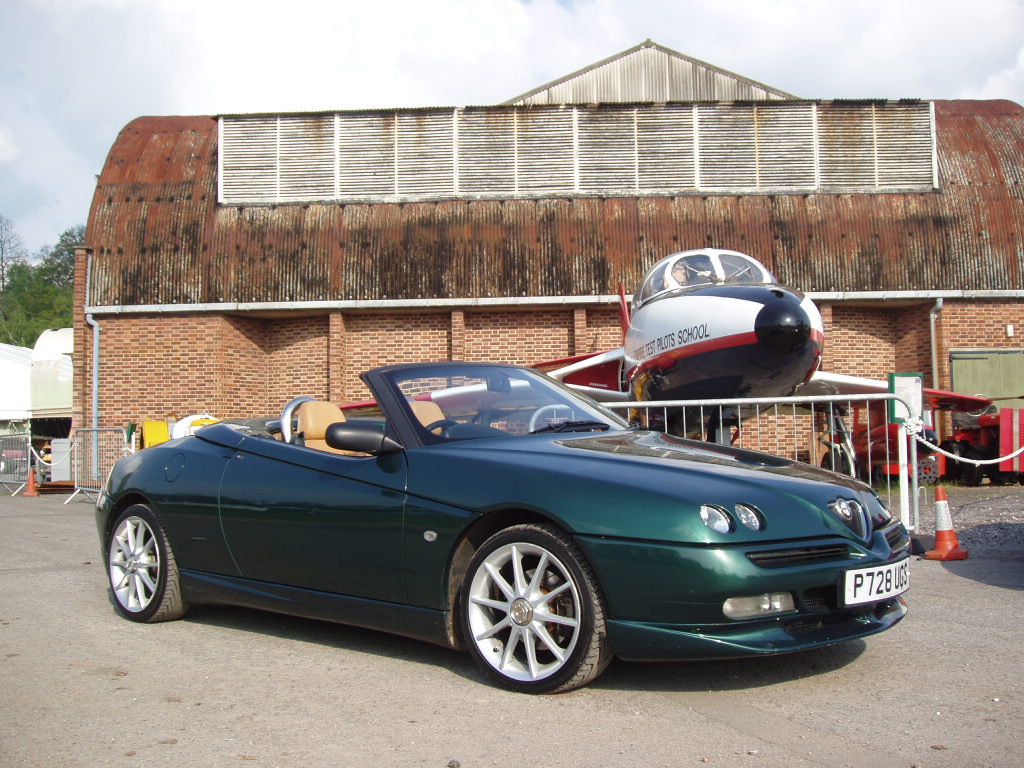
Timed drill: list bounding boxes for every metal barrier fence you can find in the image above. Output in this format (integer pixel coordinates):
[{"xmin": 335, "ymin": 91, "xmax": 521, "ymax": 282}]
[
  {"xmin": 0, "ymin": 432, "xmax": 31, "ymax": 494},
  {"xmin": 67, "ymin": 428, "xmax": 130, "ymax": 504},
  {"xmin": 606, "ymin": 392, "xmax": 923, "ymax": 531}
]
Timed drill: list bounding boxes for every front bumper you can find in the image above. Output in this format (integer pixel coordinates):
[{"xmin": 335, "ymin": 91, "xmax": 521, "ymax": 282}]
[
  {"xmin": 607, "ymin": 595, "xmax": 906, "ymax": 661},
  {"xmin": 576, "ymin": 530, "xmax": 908, "ymax": 661}
]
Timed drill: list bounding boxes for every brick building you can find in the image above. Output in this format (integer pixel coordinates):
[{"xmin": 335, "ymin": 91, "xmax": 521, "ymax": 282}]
[{"xmin": 74, "ymin": 42, "xmax": 1024, "ymax": 435}]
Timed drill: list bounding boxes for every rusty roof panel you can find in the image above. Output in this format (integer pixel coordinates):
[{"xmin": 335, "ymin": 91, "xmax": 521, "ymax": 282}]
[{"xmin": 85, "ymin": 100, "xmax": 1024, "ymax": 307}]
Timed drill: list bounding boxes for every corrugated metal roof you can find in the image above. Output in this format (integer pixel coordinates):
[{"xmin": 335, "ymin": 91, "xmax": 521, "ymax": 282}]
[
  {"xmin": 504, "ymin": 40, "xmax": 797, "ymax": 105},
  {"xmin": 85, "ymin": 100, "xmax": 1024, "ymax": 307}
]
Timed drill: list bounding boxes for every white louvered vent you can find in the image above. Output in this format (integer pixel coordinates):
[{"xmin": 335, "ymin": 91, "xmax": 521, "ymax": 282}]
[
  {"xmin": 337, "ymin": 112, "xmax": 396, "ymax": 196},
  {"xmin": 516, "ymin": 107, "xmax": 576, "ymax": 193},
  {"xmin": 219, "ymin": 102, "xmax": 937, "ymax": 204},
  {"xmin": 637, "ymin": 104, "xmax": 695, "ymax": 190},
  {"xmin": 458, "ymin": 109, "xmax": 516, "ymax": 194},
  {"xmin": 279, "ymin": 115, "xmax": 334, "ymax": 200}
]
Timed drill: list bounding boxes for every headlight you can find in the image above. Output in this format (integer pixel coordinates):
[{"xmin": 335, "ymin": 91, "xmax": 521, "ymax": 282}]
[
  {"xmin": 701, "ymin": 503, "xmax": 766, "ymax": 533},
  {"xmin": 700, "ymin": 504, "xmax": 732, "ymax": 533},
  {"xmin": 734, "ymin": 503, "xmax": 765, "ymax": 531}
]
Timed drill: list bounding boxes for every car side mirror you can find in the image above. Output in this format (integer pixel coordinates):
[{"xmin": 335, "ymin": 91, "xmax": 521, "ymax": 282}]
[{"xmin": 325, "ymin": 421, "xmax": 404, "ymax": 455}]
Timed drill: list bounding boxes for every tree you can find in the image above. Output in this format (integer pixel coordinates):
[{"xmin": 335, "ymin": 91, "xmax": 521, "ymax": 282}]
[
  {"xmin": 0, "ymin": 214, "xmax": 28, "ymax": 289},
  {"xmin": 35, "ymin": 224, "xmax": 84, "ymax": 290},
  {"xmin": 0, "ymin": 219, "xmax": 82, "ymax": 347}
]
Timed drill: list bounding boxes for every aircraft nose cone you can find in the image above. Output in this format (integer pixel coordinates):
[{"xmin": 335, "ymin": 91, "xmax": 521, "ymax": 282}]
[{"xmin": 755, "ymin": 294, "xmax": 811, "ymax": 353}]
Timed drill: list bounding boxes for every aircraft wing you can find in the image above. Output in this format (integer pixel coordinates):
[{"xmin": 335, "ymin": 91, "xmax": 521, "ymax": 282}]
[
  {"xmin": 537, "ymin": 348, "xmax": 630, "ymax": 402},
  {"xmin": 799, "ymin": 371, "xmax": 992, "ymax": 412}
]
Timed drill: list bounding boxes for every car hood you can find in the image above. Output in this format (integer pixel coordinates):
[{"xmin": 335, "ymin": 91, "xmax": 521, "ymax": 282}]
[{"xmin": 407, "ymin": 430, "xmax": 890, "ymax": 545}]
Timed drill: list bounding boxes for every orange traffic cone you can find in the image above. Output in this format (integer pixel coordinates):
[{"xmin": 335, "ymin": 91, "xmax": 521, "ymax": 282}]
[
  {"xmin": 23, "ymin": 465, "xmax": 40, "ymax": 498},
  {"xmin": 924, "ymin": 486, "xmax": 968, "ymax": 561}
]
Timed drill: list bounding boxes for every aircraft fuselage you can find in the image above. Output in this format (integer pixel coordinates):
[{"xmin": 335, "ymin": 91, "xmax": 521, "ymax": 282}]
[
  {"xmin": 625, "ymin": 282, "xmax": 823, "ymax": 402},
  {"xmin": 624, "ymin": 249, "xmax": 823, "ymax": 403}
]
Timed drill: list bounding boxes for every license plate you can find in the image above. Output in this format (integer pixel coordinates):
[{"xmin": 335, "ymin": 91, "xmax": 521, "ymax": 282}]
[{"xmin": 843, "ymin": 558, "xmax": 910, "ymax": 606}]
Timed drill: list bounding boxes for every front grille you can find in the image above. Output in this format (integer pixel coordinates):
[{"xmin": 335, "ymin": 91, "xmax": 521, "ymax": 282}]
[
  {"xmin": 782, "ymin": 612, "xmax": 852, "ymax": 637},
  {"xmin": 801, "ymin": 586, "xmax": 837, "ymax": 611},
  {"xmin": 782, "ymin": 618, "xmax": 824, "ymax": 636},
  {"xmin": 747, "ymin": 545, "xmax": 849, "ymax": 567}
]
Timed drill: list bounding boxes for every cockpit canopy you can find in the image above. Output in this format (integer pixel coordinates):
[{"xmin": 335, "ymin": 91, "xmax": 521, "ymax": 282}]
[{"xmin": 633, "ymin": 249, "xmax": 776, "ymax": 309}]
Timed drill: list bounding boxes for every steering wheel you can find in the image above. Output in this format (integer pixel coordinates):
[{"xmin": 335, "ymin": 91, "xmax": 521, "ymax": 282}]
[
  {"xmin": 528, "ymin": 404, "xmax": 572, "ymax": 432},
  {"xmin": 423, "ymin": 418, "xmax": 459, "ymax": 436}
]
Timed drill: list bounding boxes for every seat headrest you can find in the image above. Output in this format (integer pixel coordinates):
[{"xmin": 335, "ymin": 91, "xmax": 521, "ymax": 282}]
[
  {"xmin": 409, "ymin": 400, "xmax": 445, "ymax": 429},
  {"xmin": 297, "ymin": 401, "xmax": 346, "ymax": 440}
]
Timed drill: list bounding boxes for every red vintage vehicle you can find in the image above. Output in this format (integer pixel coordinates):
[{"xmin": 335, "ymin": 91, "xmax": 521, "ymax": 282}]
[{"xmin": 941, "ymin": 407, "xmax": 1024, "ymax": 485}]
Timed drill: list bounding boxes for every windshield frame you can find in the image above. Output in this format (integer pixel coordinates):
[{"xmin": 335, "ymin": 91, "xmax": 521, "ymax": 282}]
[
  {"xmin": 633, "ymin": 249, "xmax": 776, "ymax": 311},
  {"xmin": 365, "ymin": 362, "xmax": 629, "ymax": 447}
]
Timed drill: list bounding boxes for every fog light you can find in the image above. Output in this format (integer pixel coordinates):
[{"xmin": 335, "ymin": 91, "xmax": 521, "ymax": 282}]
[{"xmin": 723, "ymin": 592, "xmax": 795, "ymax": 620}]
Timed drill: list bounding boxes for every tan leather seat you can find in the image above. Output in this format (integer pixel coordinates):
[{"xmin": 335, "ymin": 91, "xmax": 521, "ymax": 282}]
[
  {"xmin": 296, "ymin": 401, "xmax": 349, "ymax": 454},
  {"xmin": 409, "ymin": 400, "xmax": 446, "ymax": 434}
]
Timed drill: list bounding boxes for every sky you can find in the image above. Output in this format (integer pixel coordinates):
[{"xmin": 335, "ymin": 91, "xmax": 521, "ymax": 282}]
[{"xmin": 2, "ymin": 0, "xmax": 1023, "ymax": 256}]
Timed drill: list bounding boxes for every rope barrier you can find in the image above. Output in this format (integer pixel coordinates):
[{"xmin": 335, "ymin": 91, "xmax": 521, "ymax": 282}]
[
  {"xmin": 904, "ymin": 416, "xmax": 1024, "ymax": 466},
  {"xmin": 29, "ymin": 444, "xmax": 72, "ymax": 467}
]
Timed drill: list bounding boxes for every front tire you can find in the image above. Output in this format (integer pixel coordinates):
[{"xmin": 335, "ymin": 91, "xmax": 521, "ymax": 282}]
[
  {"xmin": 107, "ymin": 504, "xmax": 188, "ymax": 623},
  {"xmin": 460, "ymin": 524, "xmax": 611, "ymax": 693}
]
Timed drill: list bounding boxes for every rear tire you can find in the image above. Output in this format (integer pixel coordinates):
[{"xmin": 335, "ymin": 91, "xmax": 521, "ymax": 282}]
[
  {"xmin": 107, "ymin": 504, "xmax": 188, "ymax": 623},
  {"xmin": 960, "ymin": 447, "xmax": 985, "ymax": 487},
  {"xmin": 460, "ymin": 524, "xmax": 612, "ymax": 693},
  {"xmin": 939, "ymin": 440, "xmax": 962, "ymax": 482}
]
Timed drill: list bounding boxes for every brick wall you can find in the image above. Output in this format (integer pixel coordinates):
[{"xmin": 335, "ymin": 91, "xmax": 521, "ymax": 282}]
[
  {"xmin": 464, "ymin": 309, "xmax": 571, "ymax": 365},
  {"xmin": 97, "ymin": 314, "xmax": 251, "ymax": 426},
  {"xmin": 71, "ymin": 276, "xmax": 1024, "ymax": 432},
  {"xmin": 340, "ymin": 312, "xmax": 452, "ymax": 402},
  {"xmin": 77, "ymin": 310, "xmax": 333, "ymax": 427},
  {"xmin": 820, "ymin": 305, "xmax": 898, "ymax": 379},
  {"xmin": 264, "ymin": 316, "xmax": 330, "ymax": 409}
]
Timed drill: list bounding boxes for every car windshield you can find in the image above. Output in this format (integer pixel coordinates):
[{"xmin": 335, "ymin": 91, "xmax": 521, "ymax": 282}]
[{"xmin": 381, "ymin": 364, "xmax": 628, "ymax": 442}]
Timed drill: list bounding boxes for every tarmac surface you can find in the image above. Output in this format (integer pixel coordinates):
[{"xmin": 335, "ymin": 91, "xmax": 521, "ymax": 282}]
[{"xmin": 1, "ymin": 487, "xmax": 1022, "ymax": 768}]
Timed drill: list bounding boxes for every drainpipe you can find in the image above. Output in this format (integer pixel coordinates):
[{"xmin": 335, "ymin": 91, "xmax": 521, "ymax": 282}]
[
  {"xmin": 929, "ymin": 298, "xmax": 943, "ymax": 391},
  {"xmin": 929, "ymin": 297, "xmax": 944, "ymax": 440},
  {"xmin": 84, "ymin": 252, "xmax": 101, "ymax": 479},
  {"xmin": 85, "ymin": 314, "xmax": 100, "ymax": 430},
  {"xmin": 83, "ymin": 250, "xmax": 100, "ymax": 430}
]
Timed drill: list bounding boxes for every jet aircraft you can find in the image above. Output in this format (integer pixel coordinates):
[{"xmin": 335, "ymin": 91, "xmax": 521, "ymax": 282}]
[
  {"xmin": 539, "ymin": 248, "xmax": 988, "ymax": 440},
  {"xmin": 540, "ymin": 249, "xmax": 822, "ymax": 432}
]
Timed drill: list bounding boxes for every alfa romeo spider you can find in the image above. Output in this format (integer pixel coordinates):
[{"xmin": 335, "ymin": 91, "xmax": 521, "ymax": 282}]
[{"xmin": 97, "ymin": 362, "xmax": 910, "ymax": 693}]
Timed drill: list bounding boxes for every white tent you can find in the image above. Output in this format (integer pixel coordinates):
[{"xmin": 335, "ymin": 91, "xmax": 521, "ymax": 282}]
[
  {"xmin": 0, "ymin": 343, "xmax": 33, "ymax": 426},
  {"xmin": 31, "ymin": 328, "xmax": 73, "ymax": 419}
]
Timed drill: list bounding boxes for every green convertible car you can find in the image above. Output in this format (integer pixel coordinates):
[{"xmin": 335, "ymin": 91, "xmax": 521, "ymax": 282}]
[{"xmin": 97, "ymin": 361, "xmax": 910, "ymax": 693}]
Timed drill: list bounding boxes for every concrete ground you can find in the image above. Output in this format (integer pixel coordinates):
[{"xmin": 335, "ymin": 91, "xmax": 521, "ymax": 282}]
[{"xmin": 1, "ymin": 490, "xmax": 1021, "ymax": 768}]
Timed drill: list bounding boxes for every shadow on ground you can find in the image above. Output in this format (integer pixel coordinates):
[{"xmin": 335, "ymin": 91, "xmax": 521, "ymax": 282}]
[{"xmin": 180, "ymin": 602, "xmax": 867, "ymax": 694}]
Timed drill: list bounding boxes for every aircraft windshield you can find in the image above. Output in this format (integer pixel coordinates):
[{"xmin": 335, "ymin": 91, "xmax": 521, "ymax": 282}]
[
  {"xmin": 720, "ymin": 253, "xmax": 765, "ymax": 283},
  {"xmin": 634, "ymin": 250, "xmax": 775, "ymax": 308}
]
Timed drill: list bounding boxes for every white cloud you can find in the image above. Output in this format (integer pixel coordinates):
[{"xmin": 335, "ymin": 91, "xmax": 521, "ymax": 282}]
[
  {"xmin": 0, "ymin": 129, "xmax": 19, "ymax": 164},
  {"xmin": 974, "ymin": 46, "xmax": 1024, "ymax": 102}
]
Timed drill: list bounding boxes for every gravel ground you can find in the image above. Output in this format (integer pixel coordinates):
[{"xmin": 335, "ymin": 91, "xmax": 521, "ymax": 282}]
[
  {"xmin": 3, "ymin": 490, "xmax": 1022, "ymax": 767},
  {"xmin": 908, "ymin": 482, "xmax": 1024, "ymax": 554}
]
